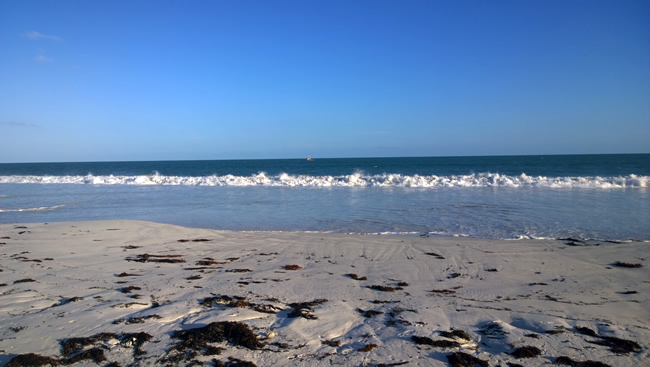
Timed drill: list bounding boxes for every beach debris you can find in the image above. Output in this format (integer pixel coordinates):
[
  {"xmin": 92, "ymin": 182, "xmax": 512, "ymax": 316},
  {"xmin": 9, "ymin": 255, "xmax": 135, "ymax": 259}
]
[
  {"xmin": 201, "ymin": 294, "xmax": 250, "ymax": 308},
  {"xmin": 586, "ymin": 335, "xmax": 641, "ymax": 354},
  {"xmin": 65, "ymin": 348, "xmax": 107, "ymax": 364},
  {"xmin": 49, "ymin": 296, "xmax": 84, "ymax": 308},
  {"xmin": 576, "ymin": 326, "xmax": 598, "ymax": 337},
  {"xmin": 114, "ymin": 314, "xmax": 162, "ymax": 325},
  {"xmin": 215, "ymin": 356, "xmax": 258, "ymax": 366},
  {"xmin": 125, "ymin": 253, "xmax": 185, "ymax": 263},
  {"xmin": 358, "ymin": 343, "xmax": 378, "ymax": 352},
  {"xmin": 574, "ymin": 326, "xmax": 641, "ymax": 354},
  {"xmin": 371, "ymin": 300, "xmax": 400, "ymax": 304},
  {"xmin": 116, "ymin": 272, "xmax": 141, "ymax": 277},
  {"xmin": 611, "ymin": 261, "xmax": 642, "ymax": 268},
  {"xmin": 440, "ymin": 329, "xmax": 471, "ymax": 341},
  {"xmin": 13, "ymin": 278, "xmax": 36, "ymax": 284},
  {"xmin": 510, "ymin": 345, "xmax": 542, "ymax": 358},
  {"xmin": 118, "ymin": 285, "xmax": 141, "ymax": 294},
  {"xmin": 322, "ymin": 339, "xmax": 342, "ymax": 347},
  {"xmin": 411, "ymin": 335, "xmax": 461, "ymax": 348},
  {"xmin": 447, "ymin": 351, "xmax": 489, "ymax": 367},
  {"xmin": 196, "ymin": 258, "xmax": 229, "ymax": 266},
  {"xmin": 283, "ymin": 264, "xmax": 302, "ymax": 270},
  {"xmin": 164, "ymin": 321, "xmax": 263, "ymax": 364},
  {"xmin": 357, "ymin": 308, "xmax": 384, "ymax": 318},
  {"xmin": 555, "ymin": 356, "xmax": 612, "ymax": 366},
  {"xmin": 226, "ymin": 268, "xmax": 252, "ymax": 273},
  {"xmin": 479, "ymin": 321, "xmax": 508, "ymax": 339},
  {"xmin": 385, "ymin": 306, "xmax": 414, "ymax": 327},
  {"xmin": 287, "ymin": 299, "xmax": 328, "ymax": 319},
  {"xmin": 345, "ymin": 273, "xmax": 367, "ymax": 280},
  {"xmin": 430, "ymin": 289, "xmax": 457, "ymax": 295},
  {"xmin": 367, "ymin": 285, "xmax": 403, "ymax": 292},
  {"xmin": 60, "ymin": 332, "xmax": 152, "ymax": 362},
  {"xmin": 425, "ymin": 252, "xmax": 445, "ymax": 259},
  {"xmin": 5, "ymin": 353, "xmax": 60, "ymax": 367},
  {"xmin": 177, "ymin": 238, "xmax": 212, "ymax": 242},
  {"xmin": 448, "ymin": 272, "xmax": 462, "ymax": 279},
  {"xmin": 200, "ymin": 294, "xmax": 283, "ymax": 314}
]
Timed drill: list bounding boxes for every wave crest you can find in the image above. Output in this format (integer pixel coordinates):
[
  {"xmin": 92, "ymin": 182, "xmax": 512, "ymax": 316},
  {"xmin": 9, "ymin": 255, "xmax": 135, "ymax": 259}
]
[
  {"xmin": 0, "ymin": 173, "xmax": 647, "ymax": 188},
  {"xmin": 0, "ymin": 204, "xmax": 64, "ymax": 213}
]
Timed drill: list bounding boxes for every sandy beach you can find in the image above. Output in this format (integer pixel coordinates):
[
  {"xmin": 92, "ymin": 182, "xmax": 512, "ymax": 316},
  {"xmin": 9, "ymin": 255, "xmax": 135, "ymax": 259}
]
[{"xmin": 0, "ymin": 220, "xmax": 647, "ymax": 366}]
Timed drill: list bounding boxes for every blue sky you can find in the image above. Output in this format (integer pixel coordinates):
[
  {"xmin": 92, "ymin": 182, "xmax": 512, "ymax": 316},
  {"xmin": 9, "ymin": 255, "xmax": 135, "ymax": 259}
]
[{"xmin": 1, "ymin": 0, "xmax": 648, "ymax": 162}]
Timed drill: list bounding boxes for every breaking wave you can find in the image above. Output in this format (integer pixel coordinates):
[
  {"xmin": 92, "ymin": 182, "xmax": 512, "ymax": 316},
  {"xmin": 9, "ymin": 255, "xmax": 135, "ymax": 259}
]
[
  {"xmin": 0, "ymin": 173, "xmax": 647, "ymax": 188},
  {"xmin": 0, "ymin": 204, "xmax": 64, "ymax": 213}
]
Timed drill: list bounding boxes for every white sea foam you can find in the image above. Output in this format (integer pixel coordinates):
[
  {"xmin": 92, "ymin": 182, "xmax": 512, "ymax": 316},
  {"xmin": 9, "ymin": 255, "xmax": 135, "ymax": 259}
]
[
  {"xmin": 0, "ymin": 173, "xmax": 647, "ymax": 188},
  {"xmin": 0, "ymin": 204, "xmax": 64, "ymax": 213}
]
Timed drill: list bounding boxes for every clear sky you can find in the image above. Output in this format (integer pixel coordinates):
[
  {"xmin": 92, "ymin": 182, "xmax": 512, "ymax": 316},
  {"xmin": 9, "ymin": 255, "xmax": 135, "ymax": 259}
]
[{"xmin": 1, "ymin": 0, "xmax": 648, "ymax": 163}]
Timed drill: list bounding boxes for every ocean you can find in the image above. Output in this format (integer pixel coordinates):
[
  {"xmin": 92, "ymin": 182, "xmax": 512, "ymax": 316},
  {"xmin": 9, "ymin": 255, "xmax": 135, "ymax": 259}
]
[{"xmin": 1, "ymin": 154, "xmax": 648, "ymax": 241}]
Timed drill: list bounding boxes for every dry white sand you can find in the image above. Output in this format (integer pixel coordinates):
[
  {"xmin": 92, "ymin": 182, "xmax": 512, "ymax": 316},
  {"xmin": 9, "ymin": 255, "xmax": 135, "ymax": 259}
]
[{"xmin": 0, "ymin": 220, "xmax": 647, "ymax": 366}]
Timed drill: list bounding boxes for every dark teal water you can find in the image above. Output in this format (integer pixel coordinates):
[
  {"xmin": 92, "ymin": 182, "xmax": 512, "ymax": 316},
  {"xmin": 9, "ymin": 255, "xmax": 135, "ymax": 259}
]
[{"xmin": 1, "ymin": 154, "xmax": 648, "ymax": 177}]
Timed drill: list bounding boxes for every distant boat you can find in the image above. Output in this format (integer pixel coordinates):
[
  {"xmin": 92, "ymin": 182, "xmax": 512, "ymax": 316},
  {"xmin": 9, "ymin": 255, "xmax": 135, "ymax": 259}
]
[{"xmin": 307, "ymin": 156, "xmax": 313, "ymax": 161}]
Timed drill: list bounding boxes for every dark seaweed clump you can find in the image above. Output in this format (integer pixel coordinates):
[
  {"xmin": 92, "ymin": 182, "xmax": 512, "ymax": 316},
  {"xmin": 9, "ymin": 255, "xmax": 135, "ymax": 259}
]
[
  {"xmin": 587, "ymin": 335, "xmax": 641, "ymax": 354},
  {"xmin": 126, "ymin": 253, "xmax": 185, "ymax": 263},
  {"xmin": 9, "ymin": 332, "xmax": 153, "ymax": 366},
  {"xmin": 5, "ymin": 353, "xmax": 60, "ymax": 367},
  {"xmin": 201, "ymin": 295, "xmax": 250, "ymax": 308},
  {"xmin": 367, "ymin": 285, "xmax": 403, "ymax": 292},
  {"xmin": 479, "ymin": 322, "xmax": 508, "ymax": 339},
  {"xmin": 322, "ymin": 339, "xmax": 342, "ymax": 347},
  {"xmin": 447, "ymin": 352, "xmax": 489, "ymax": 367},
  {"xmin": 13, "ymin": 278, "xmax": 36, "ymax": 284},
  {"xmin": 345, "ymin": 273, "xmax": 367, "ymax": 281},
  {"xmin": 576, "ymin": 326, "xmax": 598, "ymax": 337},
  {"xmin": 358, "ymin": 343, "xmax": 378, "ymax": 352},
  {"xmin": 214, "ymin": 356, "xmax": 258, "ymax": 367},
  {"xmin": 440, "ymin": 329, "xmax": 471, "ymax": 341},
  {"xmin": 357, "ymin": 308, "xmax": 384, "ymax": 318},
  {"xmin": 611, "ymin": 261, "xmax": 642, "ymax": 268},
  {"xmin": 62, "ymin": 332, "xmax": 152, "ymax": 359},
  {"xmin": 66, "ymin": 348, "xmax": 107, "ymax": 364},
  {"xmin": 411, "ymin": 336, "xmax": 461, "ymax": 348},
  {"xmin": 510, "ymin": 345, "xmax": 542, "ymax": 358},
  {"xmin": 165, "ymin": 321, "xmax": 263, "ymax": 364},
  {"xmin": 574, "ymin": 326, "xmax": 641, "ymax": 354},
  {"xmin": 555, "ymin": 356, "xmax": 611, "ymax": 367},
  {"xmin": 287, "ymin": 299, "xmax": 328, "ymax": 319}
]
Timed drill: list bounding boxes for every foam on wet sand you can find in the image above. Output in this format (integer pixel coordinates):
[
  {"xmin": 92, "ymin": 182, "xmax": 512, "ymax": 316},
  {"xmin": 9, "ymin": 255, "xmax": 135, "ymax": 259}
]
[{"xmin": 0, "ymin": 221, "xmax": 647, "ymax": 366}]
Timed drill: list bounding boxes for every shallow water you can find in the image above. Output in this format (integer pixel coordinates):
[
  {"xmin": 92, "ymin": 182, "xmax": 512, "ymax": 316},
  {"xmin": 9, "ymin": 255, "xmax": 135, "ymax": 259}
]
[{"xmin": 1, "ymin": 182, "xmax": 648, "ymax": 240}]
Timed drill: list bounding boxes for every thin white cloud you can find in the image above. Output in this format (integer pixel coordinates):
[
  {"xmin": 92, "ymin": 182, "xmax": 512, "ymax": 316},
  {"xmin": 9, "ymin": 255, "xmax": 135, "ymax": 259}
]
[
  {"xmin": 23, "ymin": 31, "xmax": 62, "ymax": 42},
  {"xmin": 34, "ymin": 54, "xmax": 53, "ymax": 63},
  {"xmin": 1, "ymin": 121, "xmax": 42, "ymax": 128}
]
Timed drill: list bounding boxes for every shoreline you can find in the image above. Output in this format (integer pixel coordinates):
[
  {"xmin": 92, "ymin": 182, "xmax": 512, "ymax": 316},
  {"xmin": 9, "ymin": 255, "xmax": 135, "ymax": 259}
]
[
  {"xmin": 1, "ymin": 220, "xmax": 647, "ymax": 366},
  {"xmin": 3, "ymin": 219, "xmax": 648, "ymax": 243}
]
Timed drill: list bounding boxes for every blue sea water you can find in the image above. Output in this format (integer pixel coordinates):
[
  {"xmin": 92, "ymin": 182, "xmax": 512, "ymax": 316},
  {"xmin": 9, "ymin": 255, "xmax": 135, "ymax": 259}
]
[{"xmin": 1, "ymin": 154, "xmax": 649, "ymax": 241}]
